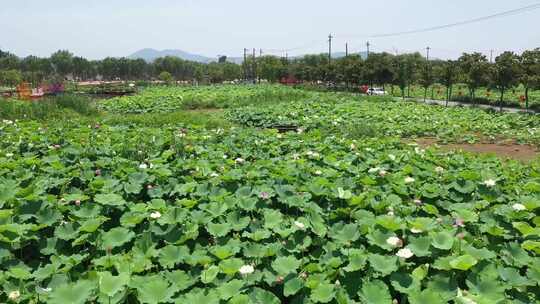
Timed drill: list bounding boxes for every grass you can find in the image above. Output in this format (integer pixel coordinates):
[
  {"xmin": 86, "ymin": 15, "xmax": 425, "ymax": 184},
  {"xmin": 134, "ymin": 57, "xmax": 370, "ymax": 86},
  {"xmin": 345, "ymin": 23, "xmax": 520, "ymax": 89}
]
[
  {"xmin": 0, "ymin": 95, "xmax": 98, "ymax": 120},
  {"xmin": 0, "ymin": 94, "xmax": 231, "ymax": 129},
  {"xmin": 98, "ymin": 109, "xmax": 231, "ymax": 128}
]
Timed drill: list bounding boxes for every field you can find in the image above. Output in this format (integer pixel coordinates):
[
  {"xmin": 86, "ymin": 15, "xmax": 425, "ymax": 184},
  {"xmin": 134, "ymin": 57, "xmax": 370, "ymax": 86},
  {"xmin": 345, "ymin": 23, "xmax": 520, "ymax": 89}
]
[{"xmin": 1, "ymin": 85, "xmax": 539, "ymax": 304}]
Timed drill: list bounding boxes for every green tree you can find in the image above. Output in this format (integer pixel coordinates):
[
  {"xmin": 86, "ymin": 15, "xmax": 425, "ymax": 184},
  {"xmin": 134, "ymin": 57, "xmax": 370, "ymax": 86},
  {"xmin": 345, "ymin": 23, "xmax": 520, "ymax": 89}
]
[
  {"xmin": 0, "ymin": 69, "xmax": 23, "ymax": 88},
  {"xmin": 519, "ymin": 48, "xmax": 540, "ymax": 110},
  {"xmin": 50, "ymin": 50, "xmax": 74, "ymax": 79},
  {"xmin": 436, "ymin": 60, "xmax": 460, "ymax": 106},
  {"xmin": 158, "ymin": 71, "xmax": 173, "ymax": 83},
  {"xmin": 492, "ymin": 51, "xmax": 520, "ymax": 111},
  {"xmin": 419, "ymin": 61, "xmax": 434, "ymax": 101},
  {"xmin": 458, "ymin": 52, "xmax": 490, "ymax": 104}
]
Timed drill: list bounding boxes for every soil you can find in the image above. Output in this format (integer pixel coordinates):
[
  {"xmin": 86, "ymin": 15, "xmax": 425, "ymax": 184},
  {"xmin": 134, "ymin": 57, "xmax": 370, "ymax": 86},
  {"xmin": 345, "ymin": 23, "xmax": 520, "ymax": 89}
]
[{"xmin": 415, "ymin": 137, "xmax": 539, "ymax": 162}]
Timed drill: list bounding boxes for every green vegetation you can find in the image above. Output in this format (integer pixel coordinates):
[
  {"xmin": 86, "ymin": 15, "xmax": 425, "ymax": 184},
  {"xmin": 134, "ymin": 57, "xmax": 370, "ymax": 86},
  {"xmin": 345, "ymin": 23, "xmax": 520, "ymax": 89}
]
[
  {"xmin": 0, "ymin": 95, "xmax": 98, "ymax": 120},
  {"xmin": 0, "ymin": 85, "xmax": 539, "ymax": 303},
  {"xmin": 100, "ymin": 85, "xmax": 313, "ymax": 113},
  {"xmin": 227, "ymin": 96, "xmax": 540, "ymax": 146}
]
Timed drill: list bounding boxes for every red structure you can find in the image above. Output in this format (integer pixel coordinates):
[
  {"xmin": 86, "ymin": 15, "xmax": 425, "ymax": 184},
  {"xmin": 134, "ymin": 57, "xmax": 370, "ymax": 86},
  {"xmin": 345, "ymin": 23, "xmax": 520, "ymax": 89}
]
[
  {"xmin": 359, "ymin": 85, "xmax": 369, "ymax": 94},
  {"xmin": 280, "ymin": 76, "xmax": 298, "ymax": 85}
]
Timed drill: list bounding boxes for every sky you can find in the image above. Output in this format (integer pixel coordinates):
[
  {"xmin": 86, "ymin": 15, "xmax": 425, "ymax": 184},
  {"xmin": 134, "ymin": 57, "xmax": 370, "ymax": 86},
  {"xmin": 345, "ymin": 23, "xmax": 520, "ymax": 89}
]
[{"xmin": 1, "ymin": 0, "xmax": 539, "ymax": 60}]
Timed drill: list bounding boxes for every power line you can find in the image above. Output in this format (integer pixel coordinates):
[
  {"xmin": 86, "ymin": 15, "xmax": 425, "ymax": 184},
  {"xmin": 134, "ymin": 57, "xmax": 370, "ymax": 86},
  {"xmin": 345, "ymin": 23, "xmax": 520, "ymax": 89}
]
[
  {"xmin": 248, "ymin": 3, "xmax": 540, "ymax": 59},
  {"xmin": 339, "ymin": 2, "xmax": 540, "ymax": 39}
]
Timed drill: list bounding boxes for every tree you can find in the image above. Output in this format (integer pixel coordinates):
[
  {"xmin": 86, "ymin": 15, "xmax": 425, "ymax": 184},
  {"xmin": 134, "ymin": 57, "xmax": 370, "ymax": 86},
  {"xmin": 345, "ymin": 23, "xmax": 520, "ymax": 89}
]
[
  {"xmin": 0, "ymin": 70, "xmax": 23, "ymax": 87},
  {"xmin": 458, "ymin": 52, "xmax": 490, "ymax": 104},
  {"xmin": 158, "ymin": 71, "xmax": 173, "ymax": 83},
  {"xmin": 50, "ymin": 50, "xmax": 74, "ymax": 79},
  {"xmin": 437, "ymin": 60, "xmax": 459, "ymax": 106},
  {"xmin": 394, "ymin": 55, "xmax": 408, "ymax": 99},
  {"xmin": 492, "ymin": 51, "xmax": 520, "ymax": 111},
  {"xmin": 519, "ymin": 48, "xmax": 540, "ymax": 110},
  {"xmin": 419, "ymin": 61, "xmax": 434, "ymax": 102}
]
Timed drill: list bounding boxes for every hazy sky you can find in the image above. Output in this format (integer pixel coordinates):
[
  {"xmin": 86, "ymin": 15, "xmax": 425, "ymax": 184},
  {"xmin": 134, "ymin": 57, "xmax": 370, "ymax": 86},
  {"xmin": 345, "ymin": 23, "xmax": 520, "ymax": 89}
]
[{"xmin": 1, "ymin": 0, "xmax": 539, "ymax": 60}]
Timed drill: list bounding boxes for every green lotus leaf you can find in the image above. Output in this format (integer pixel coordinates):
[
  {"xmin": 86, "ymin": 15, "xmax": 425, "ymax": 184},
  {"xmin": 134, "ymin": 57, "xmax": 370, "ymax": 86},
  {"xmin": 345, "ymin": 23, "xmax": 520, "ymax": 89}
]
[
  {"xmin": 207, "ymin": 222, "xmax": 232, "ymax": 237},
  {"xmin": 408, "ymin": 236, "xmax": 432, "ymax": 257},
  {"xmin": 249, "ymin": 287, "xmax": 280, "ymax": 304},
  {"xmin": 284, "ymin": 277, "xmax": 304, "ymax": 296},
  {"xmin": 134, "ymin": 275, "xmax": 174, "ymax": 304},
  {"xmin": 358, "ymin": 280, "xmax": 392, "ymax": 304},
  {"xmin": 201, "ymin": 265, "xmax": 220, "ymax": 284},
  {"xmin": 449, "ymin": 254, "xmax": 478, "ymax": 270},
  {"xmin": 101, "ymin": 227, "xmax": 135, "ymax": 249},
  {"xmin": 98, "ymin": 271, "xmax": 129, "ymax": 297},
  {"xmin": 272, "ymin": 256, "xmax": 301, "ymax": 275},
  {"xmin": 218, "ymin": 279, "xmax": 244, "ymax": 300},
  {"xmin": 94, "ymin": 193, "xmax": 127, "ymax": 206},
  {"xmin": 368, "ymin": 254, "xmax": 398, "ymax": 276},
  {"xmin": 219, "ymin": 258, "xmax": 244, "ymax": 275},
  {"xmin": 158, "ymin": 245, "xmax": 190, "ymax": 269},
  {"xmin": 431, "ymin": 231, "xmax": 454, "ymax": 250},
  {"xmin": 310, "ymin": 282, "xmax": 335, "ymax": 303},
  {"xmin": 47, "ymin": 280, "xmax": 95, "ymax": 304}
]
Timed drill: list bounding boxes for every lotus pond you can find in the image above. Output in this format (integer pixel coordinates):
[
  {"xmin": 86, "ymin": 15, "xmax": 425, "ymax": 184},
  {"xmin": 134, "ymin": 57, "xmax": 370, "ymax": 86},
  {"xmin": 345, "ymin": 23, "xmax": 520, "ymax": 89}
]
[{"xmin": 0, "ymin": 85, "xmax": 539, "ymax": 304}]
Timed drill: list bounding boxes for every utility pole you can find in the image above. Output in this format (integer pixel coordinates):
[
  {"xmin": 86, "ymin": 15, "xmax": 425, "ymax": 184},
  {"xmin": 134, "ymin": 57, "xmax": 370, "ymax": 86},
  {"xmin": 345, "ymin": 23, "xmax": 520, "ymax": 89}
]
[
  {"xmin": 426, "ymin": 46, "xmax": 431, "ymax": 61},
  {"xmin": 490, "ymin": 49, "xmax": 494, "ymax": 63},
  {"xmin": 328, "ymin": 34, "xmax": 333, "ymax": 64},
  {"xmin": 345, "ymin": 43, "xmax": 348, "ymax": 57},
  {"xmin": 366, "ymin": 41, "xmax": 370, "ymax": 58},
  {"xmin": 243, "ymin": 48, "xmax": 248, "ymax": 81},
  {"xmin": 252, "ymin": 48, "xmax": 256, "ymax": 83}
]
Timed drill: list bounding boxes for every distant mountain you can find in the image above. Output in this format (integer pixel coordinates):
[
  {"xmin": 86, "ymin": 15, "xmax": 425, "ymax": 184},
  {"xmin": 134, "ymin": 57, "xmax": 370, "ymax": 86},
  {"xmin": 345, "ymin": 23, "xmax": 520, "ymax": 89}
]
[
  {"xmin": 128, "ymin": 48, "xmax": 369, "ymax": 63},
  {"xmin": 128, "ymin": 48, "xmax": 215, "ymax": 63}
]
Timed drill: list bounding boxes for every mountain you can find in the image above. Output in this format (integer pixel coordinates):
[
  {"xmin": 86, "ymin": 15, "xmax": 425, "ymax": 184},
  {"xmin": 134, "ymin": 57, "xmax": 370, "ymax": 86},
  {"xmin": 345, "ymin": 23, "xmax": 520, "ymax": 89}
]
[
  {"xmin": 128, "ymin": 48, "xmax": 369, "ymax": 63},
  {"xmin": 128, "ymin": 48, "xmax": 215, "ymax": 63}
]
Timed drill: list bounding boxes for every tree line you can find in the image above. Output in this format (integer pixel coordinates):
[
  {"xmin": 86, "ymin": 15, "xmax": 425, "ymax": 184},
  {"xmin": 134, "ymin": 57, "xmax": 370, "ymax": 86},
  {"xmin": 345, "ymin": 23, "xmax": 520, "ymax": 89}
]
[{"xmin": 1, "ymin": 48, "xmax": 539, "ymax": 108}]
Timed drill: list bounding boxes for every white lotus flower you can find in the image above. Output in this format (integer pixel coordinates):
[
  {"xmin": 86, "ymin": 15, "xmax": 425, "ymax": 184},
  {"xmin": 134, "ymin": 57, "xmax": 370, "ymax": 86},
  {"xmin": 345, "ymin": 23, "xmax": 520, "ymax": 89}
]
[
  {"xmin": 6, "ymin": 153, "xmax": 13, "ymax": 157},
  {"xmin": 404, "ymin": 177, "xmax": 415, "ymax": 184},
  {"xmin": 512, "ymin": 203, "xmax": 526, "ymax": 211},
  {"xmin": 150, "ymin": 211, "xmax": 161, "ymax": 219},
  {"xmin": 350, "ymin": 143, "xmax": 356, "ymax": 150},
  {"xmin": 314, "ymin": 170, "xmax": 322, "ymax": 175},
  {"xmin": 294, "ymin": 221, "xmax": 306, "ymax": 229},
  {"xmin": 368, "ymin": 167, "xmax": 380, "ymax": 173},
  {"xmin": 8, "ymin": 290, "xmax": 20, "ymax": 301},
  {"xmin": 235, "ymin": 158, "xmax": 245, "ymax": 164},
  {"xmin": 139, "ymin": 163, "xmax": 148, "ymax": 169},
  {"xmin": 396, "ymin": 248, "xmax": 414, "ymax": 259},
  {"xmin": 457, "ymin": 289, "xmax": 477, "ymax": 304},
  {"xmin": 379, "ymin": 170, "xmax": 388, "ymax": 177},
  {"xmin": 210, "ymin": 172, "xmax": 219, "ymax": 177},
  {"xmin": 388, "ymin": 154, "xmax": 396, "ymax": 161},
  {"xmin": 483, "ymin": 179, "xmax": 496, "ymax": 187},
  {"xmin": 386, "ymin": 236, "xmax": 403, "ymax": 247},
  {"xmin": 239, "ymin": 264, "xmax": 255, "ymax": 275},
  {"xmin": 435, "ymin": 166, "xmax": 444, "ymax": 174},
  {"xmin": 410, "ymin": 228, "xmax": 423, "ymax": 234},
  {"xmin": 3, "ymin": 119, "xmax": 14, "ymax": 125}
]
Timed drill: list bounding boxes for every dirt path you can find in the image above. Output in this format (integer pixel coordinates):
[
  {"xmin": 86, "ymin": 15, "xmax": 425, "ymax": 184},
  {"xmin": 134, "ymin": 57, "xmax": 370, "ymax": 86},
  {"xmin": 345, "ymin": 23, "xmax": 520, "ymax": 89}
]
[{"xmin": 415, "ymin": 138, "xmax": 539, "ymax": 162}]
